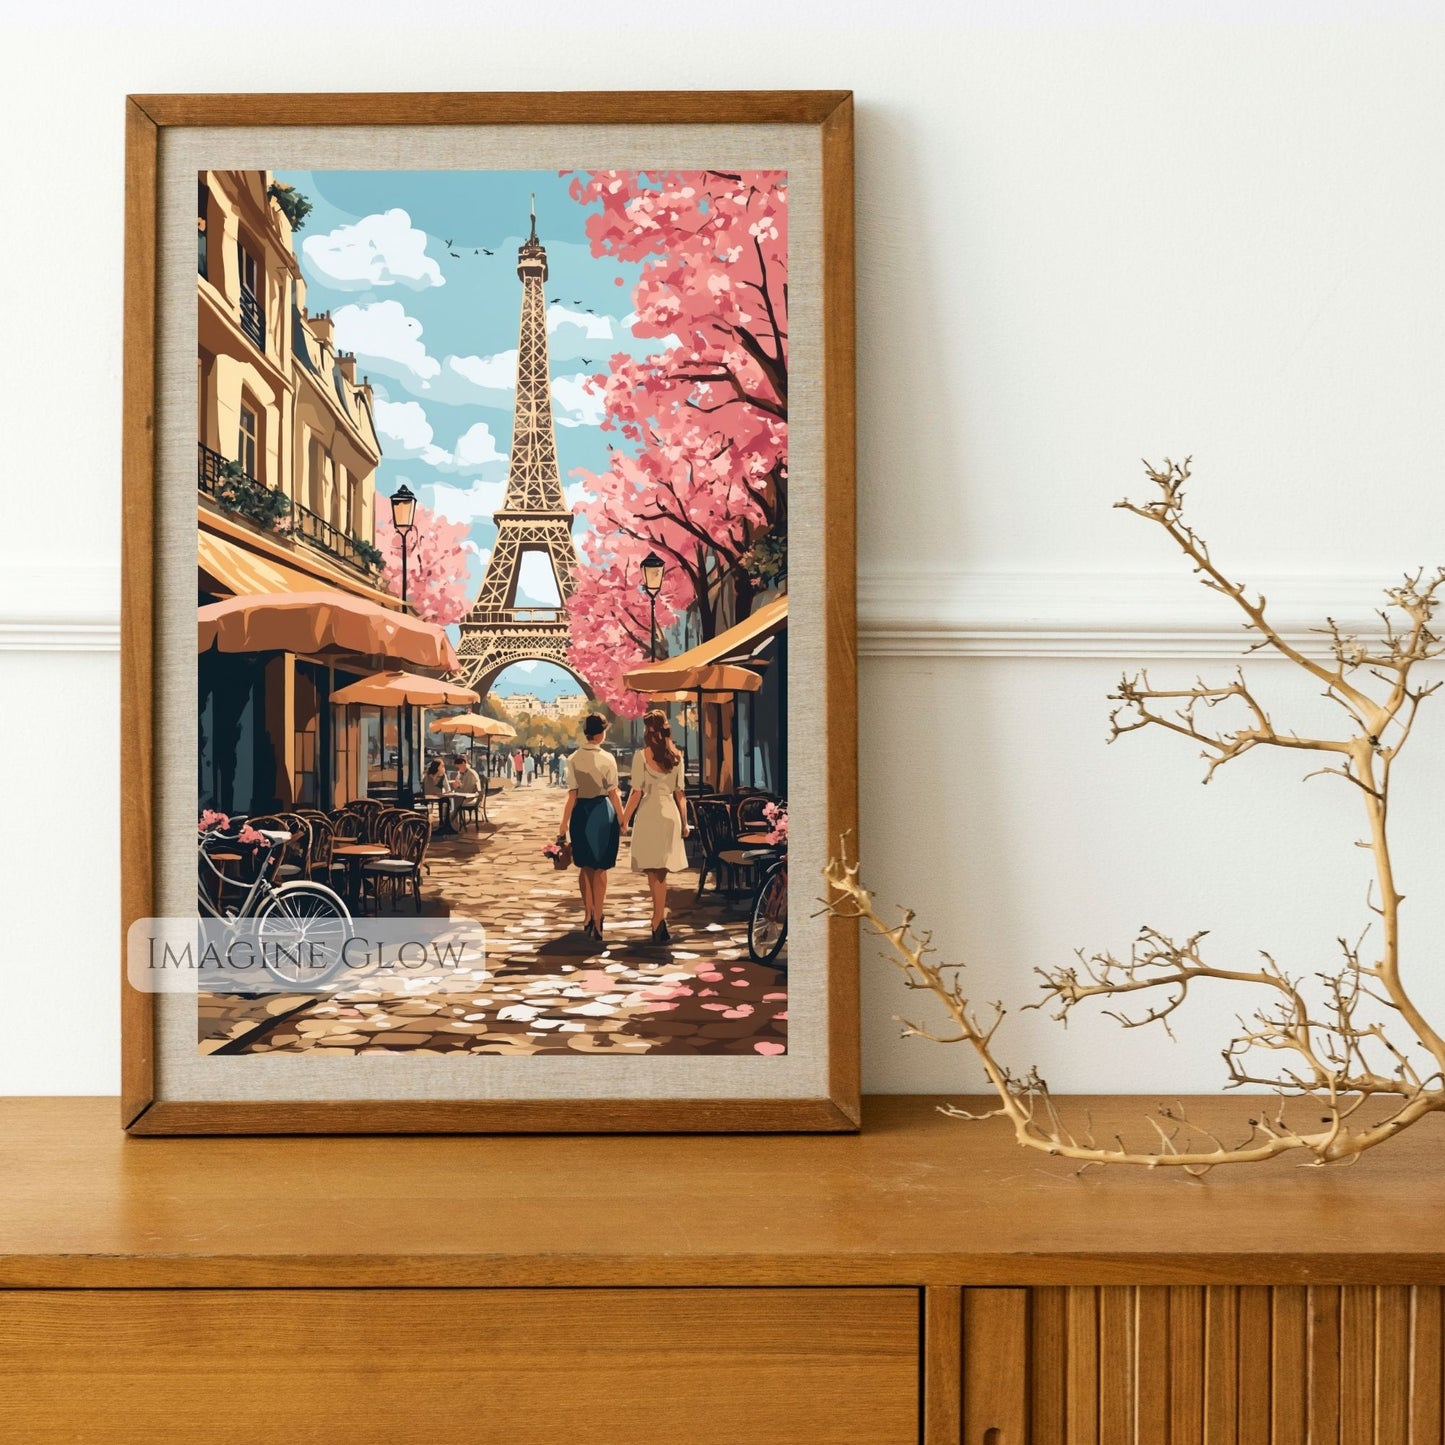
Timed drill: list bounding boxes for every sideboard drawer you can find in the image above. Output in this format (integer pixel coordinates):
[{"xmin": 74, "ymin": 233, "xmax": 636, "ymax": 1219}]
[{"xmin": 0, "ymin": 1287, "xmax": 918, "ymax": 1444}]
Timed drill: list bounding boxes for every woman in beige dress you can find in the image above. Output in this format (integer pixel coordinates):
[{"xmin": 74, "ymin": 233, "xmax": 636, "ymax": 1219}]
[{"xmin": 620, "ymin": 709, "xmax": 690, "ymax": 944}]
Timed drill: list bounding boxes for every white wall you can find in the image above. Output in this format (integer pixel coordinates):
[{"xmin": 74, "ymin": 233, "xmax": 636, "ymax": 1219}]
[{"xmin": 5, "ymin": 1, "xmax": 1445, "ymax": 1096}]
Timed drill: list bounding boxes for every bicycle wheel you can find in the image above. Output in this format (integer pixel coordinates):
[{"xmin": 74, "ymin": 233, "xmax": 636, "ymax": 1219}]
[
  {"xmin": 748, "ymin": 864, "xmax": 788, "ymax": 965},
  {"xmin": 252, "ymin": 882, "xmax": 353, "ymax": 988}
]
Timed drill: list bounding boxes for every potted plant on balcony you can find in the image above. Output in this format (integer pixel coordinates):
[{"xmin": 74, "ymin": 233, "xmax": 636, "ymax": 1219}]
[
  {"xmin": 215, "ymin": 460, "xmax": 291, "ymax": 532},
  {"xmin": 354, "ymin": 538, "xmax": 384, "ymax": 572}
]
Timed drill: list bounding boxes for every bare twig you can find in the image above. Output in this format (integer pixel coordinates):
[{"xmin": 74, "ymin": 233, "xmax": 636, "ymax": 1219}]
[{"xmin": 823, "ymin": 460, "xmax": 1445, "ymax": 1168}]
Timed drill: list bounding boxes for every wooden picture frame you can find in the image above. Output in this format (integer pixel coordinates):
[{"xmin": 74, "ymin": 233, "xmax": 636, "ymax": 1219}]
[{"xmin": 122, "ymin": 91, "xmax": 856, "ymax": 1134}]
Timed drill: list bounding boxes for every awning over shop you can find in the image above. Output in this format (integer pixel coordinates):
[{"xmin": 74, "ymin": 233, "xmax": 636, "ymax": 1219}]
[
  {"xmin": 622, "ymin": 595, "xmax": 787, "ymax": 691},
  {"xmin": 630, "ymin": 663, "xmax": 763, "ymax": 695},
  {"xmin": 199, "ymin": 509, "xmax": 403, "ymax": 610},
  {"xmin": 199, "ymin": 592, "xmax": 459, "ymax": 672},
  {"xmin": 199, "ymin": 530, "xmax": 319, "ymax": 597}
]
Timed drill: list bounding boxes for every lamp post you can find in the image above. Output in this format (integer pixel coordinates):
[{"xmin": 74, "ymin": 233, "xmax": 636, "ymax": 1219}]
[
  {"xmin": 389, "ymin": 484, "xmax": 418, "ymax": 804},
  {"xmin": 640, "ymin": 550, "xmax": 665, "ymax": 662}
]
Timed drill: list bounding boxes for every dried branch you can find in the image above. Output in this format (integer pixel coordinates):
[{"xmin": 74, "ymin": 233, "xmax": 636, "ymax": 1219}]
[{"xmin": 825, "ymin": 460, "xmax": 1445, "ymax": 1169}]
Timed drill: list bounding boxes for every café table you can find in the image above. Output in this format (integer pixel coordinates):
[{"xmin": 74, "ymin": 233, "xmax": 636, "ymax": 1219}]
[
  {"xmin": 332, "ymin": 843, "xmax": 389, "ymax": 913},
  {"xmin": 417, "ymin": 794, "xmax": 458, "ymax": 836}
]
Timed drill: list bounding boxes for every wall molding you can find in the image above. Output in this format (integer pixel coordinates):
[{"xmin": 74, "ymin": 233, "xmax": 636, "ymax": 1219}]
[
  {"xmin": 856, "ymin": 570, "xmax": 1401, "ymax": 659},
  {"xmin": 0, "ymin": 562, "xmax": 1408, "ymax": 660}
]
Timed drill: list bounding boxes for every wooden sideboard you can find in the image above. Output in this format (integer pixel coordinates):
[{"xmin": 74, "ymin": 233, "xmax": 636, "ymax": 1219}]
[{"xmin": 0, "ymin": 1096, "xmax": 1441, "ymax": 1443}]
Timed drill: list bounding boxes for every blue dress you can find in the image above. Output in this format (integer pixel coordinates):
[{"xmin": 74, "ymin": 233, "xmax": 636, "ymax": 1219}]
[{"xmin": 567, "ymin": 744, "xmax": 620, "ymax": 869}]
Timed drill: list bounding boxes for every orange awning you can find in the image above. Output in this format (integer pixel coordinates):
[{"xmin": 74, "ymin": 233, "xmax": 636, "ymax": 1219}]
[
  {"xmin": 623, "ymin": 596, "xmax": 786, "ymax": 691},
  {"xmin": 199, "ymin": 509, "xmax": 403, "ymax": 610},
  {"xmin": 198, "ymin": 530, "xmax": 322, "ymax": 597},
  {"xmin": 199, "ymin": 593, "xmax": 458, "ymax": 672},
  {"xmin": 631, "ymin": 663, "xmax": 762, "ymax": 694}
]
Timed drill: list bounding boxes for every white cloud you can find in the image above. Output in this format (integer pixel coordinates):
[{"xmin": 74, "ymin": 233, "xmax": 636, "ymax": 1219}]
[
  {"xmin": 332, "ymin": 300, "xmax": 440, "ymax": 386},
  {"xmin": 452, "ymin": 421, "xmax": 507, "ymax": 472},
  {"xmin": 425, "ymin": 477, "xmax": 509, "ymax": 526},
  {"xmin": 544, "ymin": 304, "xmax": 614, "ymax": 362},
  {"xmin": 302, "ymin": 209, "xmax": 444, "ymax": 292},
  {"xmin": 373, "ymin": 401, "xmax": 507, "ymax": 479},
  {"xmin": 551, "ymin": 373, "xmax": 607, "ymax": 429},
  {"xmin": 372, "ymin": 399, "xmax": 451, "ymax": 467}
]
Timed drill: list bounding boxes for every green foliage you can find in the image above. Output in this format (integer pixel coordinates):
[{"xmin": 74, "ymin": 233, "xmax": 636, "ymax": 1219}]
[
  {"xmin": 741, "ymin": 528, "xmax": 787, "ymax": 588},
  {"xmin": 215, "ymin": 461, "xmax": 291, "ymax": 532},
  {"xmin": 353, "ymin": 538, "xmax": 383, "ymax": 571},
  {"xmin": 267, "ymin": 181, "xmax": 313, "ymax": 232},
  {"xmin": 489, "ymin": 695, "xmax": 621, "ymax": 755}
]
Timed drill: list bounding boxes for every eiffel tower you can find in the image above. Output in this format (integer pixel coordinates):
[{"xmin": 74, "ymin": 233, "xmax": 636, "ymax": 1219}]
[{"xmin": 456, "ymin": 199, "xmax": 584, "ymax": 695}]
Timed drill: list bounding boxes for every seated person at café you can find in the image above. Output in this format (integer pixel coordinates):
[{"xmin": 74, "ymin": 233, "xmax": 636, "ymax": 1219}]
[
  {"xmin": 422, "ymin": 757, "xmax": 455, "ymax": 833},
  {"xmin": 452, "ymin": 753, "xmax": 481, "ymax": 826}
]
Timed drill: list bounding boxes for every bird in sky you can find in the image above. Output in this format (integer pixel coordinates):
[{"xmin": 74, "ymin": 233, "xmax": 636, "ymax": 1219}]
[
  {"xmin": 549, "ymin": 296, "xmax": 560, "ymax": 303},
  {"xmin": 443, "ymin": 238, "xmax": 453, "ymax": 247},
  {"xmin": 580, "ymin": 357, "xmax": 594, "ymax": 366},
  {"xmin": 481, "ymin": 248, "xmax": 494, "ymax": 255},
  {"xmin": 449, "ymin": 251, "xmax": 460, "ymax": 258}
]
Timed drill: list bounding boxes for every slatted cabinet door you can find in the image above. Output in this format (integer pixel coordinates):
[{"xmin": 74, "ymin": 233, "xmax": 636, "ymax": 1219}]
[{"xmin": 942, "ymin": 1286, "xmax": 1445, "ymax": 1444}]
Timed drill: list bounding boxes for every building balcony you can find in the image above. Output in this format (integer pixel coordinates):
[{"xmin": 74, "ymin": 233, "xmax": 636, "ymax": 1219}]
[
  {"xmin": 239, "ymin": 286, "xmax": 265, "ymax": 350},
  {"xmin": 199, "ymin": 442, "xmax": 379, "ymax": 578}
]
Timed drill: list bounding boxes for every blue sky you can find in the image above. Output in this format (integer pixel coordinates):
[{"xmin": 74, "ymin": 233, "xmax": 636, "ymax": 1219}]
[{"xmin": 275, "ymin": 168, "xmax": 656, "ymax": 697}]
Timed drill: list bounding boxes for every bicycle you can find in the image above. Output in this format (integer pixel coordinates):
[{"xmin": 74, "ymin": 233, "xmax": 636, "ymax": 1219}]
[
  {"xmin": 198, "ymin": 822, "xmax": 353, "ymax": 988},
  {"xmin": 746, "ymin": 845, "xmax": 788, "ymax": 966}
]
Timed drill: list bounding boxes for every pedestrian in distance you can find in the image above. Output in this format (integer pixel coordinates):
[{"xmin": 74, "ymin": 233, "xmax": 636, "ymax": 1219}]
[
  {"xmin": 557, "ymin": 714, "xmax": 624, "ymax": 942},
  {"xmin": 512, "ymin": 748, "xmax": 524, "ymax": 788},
  {"xmin": 620, "ymin": 709, "xmax": 690, "ymax": 944},
  {"xmin": 523, "ymin": 751, "xmax": 536, "ymax": 786}
]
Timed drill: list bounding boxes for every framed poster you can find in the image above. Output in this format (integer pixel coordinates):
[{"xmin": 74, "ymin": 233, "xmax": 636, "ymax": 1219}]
[{"xmin": 122, "ymin": 92, "xmax": 856, "ymax": 1133}]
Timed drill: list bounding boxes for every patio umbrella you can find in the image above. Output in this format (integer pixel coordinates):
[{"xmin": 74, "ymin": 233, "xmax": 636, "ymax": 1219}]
[
  {"xmin": 331, "ymin": 671, "xmax": 479, "ymax": 800},
  {"xmin": 431, "ymin": 713, "xmax": 517, "ymax": 822},
  {"xmin": 198, "ymin": 591, "xmax": 458, "ymax": 672}
]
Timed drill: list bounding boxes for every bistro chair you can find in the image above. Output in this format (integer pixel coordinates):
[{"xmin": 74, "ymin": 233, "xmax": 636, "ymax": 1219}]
[
  {"xmin": 362, "ymin": 814, "xmax": 432, "ymax": 913},
  {"xmin": 692, "ymin": 798, "xmax": 757, "ymax": 900},
  {"xmin": 245, "ymin": 814, "xmax": 305, "ymax": 884},
  {"xmin": 453, "ymin": 782, "xmax": 481, "ymax": 832},
  {"xmin": 344, "ymin": 797, "xmax": 385, "ymax": 840},
  {"xmin": 300, "ymin": 813, "xmax": 335, "ymax": 884},
  {"xmin": 278, "ymin": 813, "xmax": 313, "ymax": 882},
  {"xmin": 329, "ymin": 810, "xmax": 365, "ymax": 842},
  {"xmin": 374, "ymin": 808, "xmax": 414, "ymax": 853},
  {"xmin": 735, "ymin": 794, "xmax": 779, "ymax": 834}
]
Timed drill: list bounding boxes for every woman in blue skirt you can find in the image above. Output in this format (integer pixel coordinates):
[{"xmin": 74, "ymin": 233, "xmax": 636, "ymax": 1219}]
[{"xmin": 557, "ymin": 713, "xmax": 624, "ymax": 940}]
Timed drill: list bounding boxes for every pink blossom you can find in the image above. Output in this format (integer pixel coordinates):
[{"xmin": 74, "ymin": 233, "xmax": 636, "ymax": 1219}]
[
  {"xmin": 236, "ymin": 824, "xmax": 267, "ymax": 846},
  {"xmin": 375, "ymin": 500, "xmax": 471, "ymax": 626},
  {"xmin": 753, "ymin": 1041, "xmax": 786, "ymax": 1056},
  {"xmin": 198, "ymin": 809, "xmax": 230, "ymax": 832},
  {"xmin": 562, "ymin": 170, "xmax": 788, "ymax": 713}
]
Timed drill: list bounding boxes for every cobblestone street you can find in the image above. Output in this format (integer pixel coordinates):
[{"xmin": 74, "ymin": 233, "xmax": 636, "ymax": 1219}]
[{"xmin": 199, "ymin": 779, "xmax": 787, "ymax": 1058}]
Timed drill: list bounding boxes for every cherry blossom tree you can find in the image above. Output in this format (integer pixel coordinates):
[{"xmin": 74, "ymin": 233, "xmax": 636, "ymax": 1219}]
[
  {"xmin": 563, "ymin": 170, "xmax": 789, "ymax": 712},
  {"xmin": 374, "ymin": 500, "xmax": 471, "ymax": 626}
]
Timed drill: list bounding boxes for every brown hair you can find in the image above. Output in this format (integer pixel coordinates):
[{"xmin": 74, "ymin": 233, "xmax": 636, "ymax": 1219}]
[{"xmin": 643, "ymin": 709, "xmax": 682, "ymax": 773}]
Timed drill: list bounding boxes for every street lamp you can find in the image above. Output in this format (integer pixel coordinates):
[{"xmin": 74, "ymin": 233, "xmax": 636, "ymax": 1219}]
[
  {"xmin": 388, "ymin": 484, "xmax": 419, "ymax": 804},
  {"xmin": 640, "ymin": 550, "xmax": 665, "ymax": 661},
  {"xmin": 389, "ymin": 483, "xmax": 418, "ymax": 606}
]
